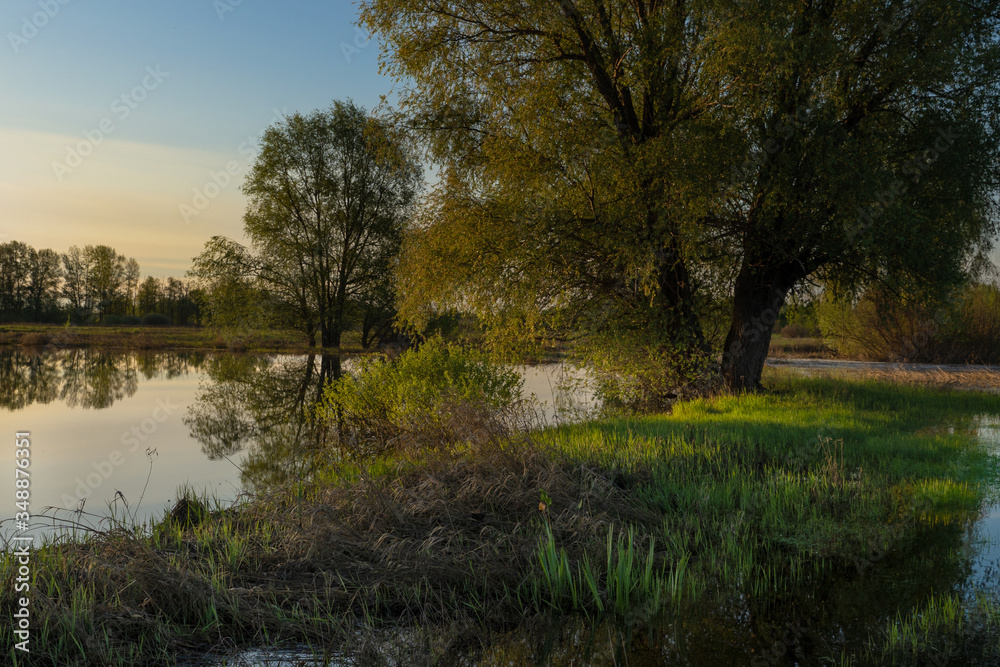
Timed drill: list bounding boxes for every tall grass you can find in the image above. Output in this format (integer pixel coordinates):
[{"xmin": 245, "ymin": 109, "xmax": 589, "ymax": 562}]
[{"xmin": 532, "ymin": 522, "xmax": 691, "ymax": 616}]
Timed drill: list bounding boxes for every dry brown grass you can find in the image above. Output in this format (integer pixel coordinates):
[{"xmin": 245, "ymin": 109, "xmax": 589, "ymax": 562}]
[
  {"xmin": 261, "ymin": 417, "xmax": 652, "ymax": 621},
  {"xmin": 18, "ymin": 332, "xmax": 50, "ymax": 346},
  {"xmin": 833, "ymin": 367, "xmax": 1000, "ymax": 393},
  {"xmin": 10, "ymin": 407, "xmax": 653, "ymax": 665}
]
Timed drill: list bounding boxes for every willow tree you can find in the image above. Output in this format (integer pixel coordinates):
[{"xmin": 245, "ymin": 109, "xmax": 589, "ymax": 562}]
[
  {"xmin": 191, "ymin": 101, "xmax": 421, "ymax": 349},
  {"xmin": 363, "ymin": 0, "xmax": 1000, "ymax": 394},
  {"xmin": 706, "ymin": 0, "xmax": 1000, "ymax": 390},
  {"xmin": 363, "ymin": 0, "xmax": 726, "ymax": 405}
]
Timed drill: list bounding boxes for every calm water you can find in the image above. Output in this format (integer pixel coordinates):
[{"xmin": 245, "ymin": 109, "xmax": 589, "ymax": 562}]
[
  {"xmin": 0, "ymin": 349, "xmax": 591, "ymax": 541},
  {"xmin": 0, "ymin": 350, "xmax": 242, "ymax": 538}
]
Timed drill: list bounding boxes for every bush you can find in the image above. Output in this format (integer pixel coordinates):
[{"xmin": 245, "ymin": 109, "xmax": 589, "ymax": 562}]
[
  {"xmin": 102, "ymin": 315, "xmax": 124, "ymax": 326},
  {"xmin": 141, "ymin": 313, "xmax": 172, "ymax": 326},
  {"xmin": 778, "ymin": 300, "xmax": 821, "ymax": 336},
  {"xmin": 818, "ymin": 282, "xmax": 1000, "ymax": 363},
  {"xmin": 320, "ymin": 337, "xmax": 524, "ymax": 456},
  {"xmin": 779, "ymin": 323, "xmax": 811, "ymax": 338},
  {"xmin": 19, "ymin": 332, "xmax": 49, "ymax": 347},
  {"xmin": 580, "ymin": 304, "xmax": 717, "ymax": 414},
  {"xmin": 121, "ymin": 315, "xmax": 142, "ymax": 326}
]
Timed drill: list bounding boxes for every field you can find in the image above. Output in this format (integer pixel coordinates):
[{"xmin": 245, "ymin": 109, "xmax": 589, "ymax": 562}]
[{"xmin": 767, "ymin": 334, "xmax": 831, "ymax": 358}]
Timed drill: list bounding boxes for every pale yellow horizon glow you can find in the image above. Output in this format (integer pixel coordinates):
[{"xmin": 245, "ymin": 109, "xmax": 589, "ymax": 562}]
[
  {"xmin": 0, "ymin": 127, "xmax": 252, "ymax": 278},
  {"xmin": 1, "ymin": 127, "xmax": 997, "ymax": 281}
]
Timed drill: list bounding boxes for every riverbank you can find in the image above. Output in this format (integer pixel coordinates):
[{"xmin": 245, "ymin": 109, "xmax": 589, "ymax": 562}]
[
  {"xmin": 0, "ymin": 323, "xmax": 356, "ymax": 354},
  {"xmin": 768, "ymin": 357, "xmax": 1000, "ymax": 394},
  {"xmin": 1, "ymin": 324, "xmax": 832, "ymax": 366},
  {"xmin": 3, "ymin": 374, "xmax": 999, "ymax": 665}
]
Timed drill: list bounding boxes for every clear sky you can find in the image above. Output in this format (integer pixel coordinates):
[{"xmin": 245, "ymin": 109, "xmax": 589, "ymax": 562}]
[{"xmin": 1, "ymin": 0, "xmax": 390, "ymax": 277}]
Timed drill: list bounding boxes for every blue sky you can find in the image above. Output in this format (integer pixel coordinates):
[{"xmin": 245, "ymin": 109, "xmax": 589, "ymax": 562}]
[{"xmin": 1, "ymin": 0, "xmax": 391, "ymax": 276}]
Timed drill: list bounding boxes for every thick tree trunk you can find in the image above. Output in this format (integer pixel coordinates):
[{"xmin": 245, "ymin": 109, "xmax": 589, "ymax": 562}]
[{"xmin": 721, "ymin": 267, "xmax": 797, "ymax": 393}]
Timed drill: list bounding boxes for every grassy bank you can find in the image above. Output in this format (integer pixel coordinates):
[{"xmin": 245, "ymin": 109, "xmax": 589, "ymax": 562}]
[
  {"xmin": 0, "ymin": 323, "xmax": 364, "ymax": 354},
  {"xmin": 3, "ymin": 376, "xmax": 999, "ymax": 665}
]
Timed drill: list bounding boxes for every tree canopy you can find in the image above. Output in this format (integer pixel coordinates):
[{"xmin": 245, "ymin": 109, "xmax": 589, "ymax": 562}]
[
  {"xmin": 190, "ymin": 100, "xmax": 422, "ymax": 350},
  {"xmin": 362, "ymin": 0, "xmax": 1000, "ymax": 394}
]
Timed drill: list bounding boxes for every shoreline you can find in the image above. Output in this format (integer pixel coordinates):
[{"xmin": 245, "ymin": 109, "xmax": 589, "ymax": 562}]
[{"xmin": 3, "ymin": 374, "xmax": 999, "ymax": 665}]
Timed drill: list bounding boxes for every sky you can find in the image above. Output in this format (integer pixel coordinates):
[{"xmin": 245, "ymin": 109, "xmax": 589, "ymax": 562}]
[
  {"xmin": 0, "ymin": 0, "xmax": 391, "ymax": 277},
  {"xmin": 1, "ymin": 2, "xmax": 997, "ymax": 279}
]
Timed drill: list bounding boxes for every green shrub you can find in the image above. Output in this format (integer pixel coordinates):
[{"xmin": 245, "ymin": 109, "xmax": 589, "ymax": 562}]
[
  {"xmin": 141, "ymin": 313, "xmax": 172, "ymax": 326},
  {"xmin": 580, "ymin": 305, "xmax": 716, "ymax": 414},
  {"xmin": 320, "ymin": 336, "xmax": 523, "ymax": 456},
  {"xmin": 121, "ymin": 315, "xmax": 142, "ymax": 326},
  {"xmin": 778, "ymin": 299, "xmax": 821, "ymax": 335},
  {"xmin": 102, "ymin": 314, "xmax": 124, "ymax": 326}
]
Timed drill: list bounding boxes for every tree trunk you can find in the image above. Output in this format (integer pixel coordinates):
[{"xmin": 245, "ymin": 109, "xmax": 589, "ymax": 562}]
[
  {"xmin": 654, "ymin": 237, "xmax": 710, "ymax": 353},
  {"xmin": 361, "ymin": 310, "xmax": 374, "ymax": 350},
  {"xmin": 321, "ymin": 325, "xmax": 341, "ymax": 350},
  {"xmin": 721, "ymin": 266, "xmax": 797, "ymax": 392}
]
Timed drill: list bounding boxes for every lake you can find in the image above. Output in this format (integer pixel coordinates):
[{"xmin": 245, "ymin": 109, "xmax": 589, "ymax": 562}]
[{"xmin": 0, "ymin": 349, "xmax": 594, "ymax": 540}]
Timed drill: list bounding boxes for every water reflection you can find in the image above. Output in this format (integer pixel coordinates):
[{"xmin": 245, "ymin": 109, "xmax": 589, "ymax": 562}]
[
  {"xmin": 184, "ymin": 354, "xmax": 340, "ymax": 492},
  {"xmin": 0, "ymin": 348, "xmax": 207, "ymax": 410}
]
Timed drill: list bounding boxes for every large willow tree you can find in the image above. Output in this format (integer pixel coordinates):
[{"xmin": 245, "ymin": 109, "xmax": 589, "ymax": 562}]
[{"xmin": 364, "ymin": 0, "xmax": 1000, "ymax": 393}]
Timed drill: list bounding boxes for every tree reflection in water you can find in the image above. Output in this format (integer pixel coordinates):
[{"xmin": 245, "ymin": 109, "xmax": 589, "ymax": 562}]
[
  {"xmin": 183, "ymin": 354, "xmax": 340, "ymax": 492},
  {"xmin": 0, "ymin": 348, "xmax": 206, "ymax": 411}
]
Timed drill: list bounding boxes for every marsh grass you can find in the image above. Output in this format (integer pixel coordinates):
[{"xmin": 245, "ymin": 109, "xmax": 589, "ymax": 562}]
[
  {"xmin": 3, "ymin": 376, "xmax": 1000, "ymax": 664},
  {"xmin": 850, "ymin": 590, "xmax": 1000, "ymax": 665}
]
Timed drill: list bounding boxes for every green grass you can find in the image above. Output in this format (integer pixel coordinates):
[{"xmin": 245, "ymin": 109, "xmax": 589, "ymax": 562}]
[
  {"xmin": 538, "ymin": 375, "xmax": 997, "ymax": 595},
  {"xmin": 4, "ymin": 375, "xmax": 999, "ymax": 664}
]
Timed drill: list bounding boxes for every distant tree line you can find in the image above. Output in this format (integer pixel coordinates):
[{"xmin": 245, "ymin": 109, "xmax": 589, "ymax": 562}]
[{"xmin": 0, "ymin": 240, "xmax": 201, "ymax": 325}]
